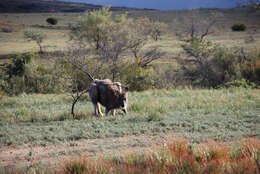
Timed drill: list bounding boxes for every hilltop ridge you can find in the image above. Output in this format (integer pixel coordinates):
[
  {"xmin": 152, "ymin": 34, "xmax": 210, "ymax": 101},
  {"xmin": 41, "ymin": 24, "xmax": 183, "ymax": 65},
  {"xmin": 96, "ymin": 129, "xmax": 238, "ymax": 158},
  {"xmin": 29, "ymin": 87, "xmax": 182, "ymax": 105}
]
[{"xmin": 0, "ymin": 0, "xmax": 150, "ymax": 13}]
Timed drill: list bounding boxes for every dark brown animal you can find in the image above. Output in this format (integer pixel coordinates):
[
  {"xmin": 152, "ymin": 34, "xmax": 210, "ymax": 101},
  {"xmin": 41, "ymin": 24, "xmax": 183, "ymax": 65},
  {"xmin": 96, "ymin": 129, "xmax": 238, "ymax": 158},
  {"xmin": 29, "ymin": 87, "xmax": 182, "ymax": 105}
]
[{"xmin": 89, "ymin": 79, "xmax": 128, "ymax": 116}]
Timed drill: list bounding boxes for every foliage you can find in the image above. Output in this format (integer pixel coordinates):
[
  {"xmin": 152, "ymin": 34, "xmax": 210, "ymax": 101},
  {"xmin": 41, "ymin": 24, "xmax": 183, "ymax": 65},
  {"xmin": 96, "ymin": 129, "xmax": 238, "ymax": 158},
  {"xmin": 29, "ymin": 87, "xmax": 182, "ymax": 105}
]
[
  {"xmin": 119, "ymin": 62, "xmax": 156, "ymax": 91},
  {"xmin": 231, "ymin": 22, "xmax": 247, "ymax": 31},
  {"xmin": 46, "ymin": 17, "xmax": 58, "ymax": 25},
  {"xmin": 64, "ymin": 139, "xmax": 260, "ymax": 174},
  {"xmin": 5, "ymin": 52, "xmax": 38, "ymax": 77},
  {"xmin": 180, "ymin": 38, "xmax": 259, "ymax": 87},
  {"xmin": 70, "ymin": 6, "xmax": 112, "ymax": 49},
  {"xmin": 220, "ymin": 79, "xmax": 256, "ymax": 88},
  {"xmin": 0, "ymin": 53, "xmax": 68, "ymax": 95},
  {"xmin": 24, "ymin": 28, "xmax": 47, "ymax": 53},
  {"xmin": 69, "ymin": 7, "xmax": 166, "ymax": 82},
  {"xmin": 149, "ymin": 20, "xmax": 168, "ymax": 41}
]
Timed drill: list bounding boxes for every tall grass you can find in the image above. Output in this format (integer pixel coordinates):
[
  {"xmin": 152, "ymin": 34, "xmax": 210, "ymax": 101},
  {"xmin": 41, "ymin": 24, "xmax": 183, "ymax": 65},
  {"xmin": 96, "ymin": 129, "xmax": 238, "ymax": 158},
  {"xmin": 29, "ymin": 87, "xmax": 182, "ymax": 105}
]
[{"xmin": 63, "ymin": 138, "xmax": 260, "ymax": 174}]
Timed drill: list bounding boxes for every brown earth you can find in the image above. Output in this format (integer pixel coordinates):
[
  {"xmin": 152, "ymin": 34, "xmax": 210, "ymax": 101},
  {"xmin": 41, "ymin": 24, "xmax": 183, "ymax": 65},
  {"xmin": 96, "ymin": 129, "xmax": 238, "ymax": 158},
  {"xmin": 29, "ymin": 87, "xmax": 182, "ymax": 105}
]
[{"xmin": 0, "ymin": 133, "xmax": 173, "ymax": 170}]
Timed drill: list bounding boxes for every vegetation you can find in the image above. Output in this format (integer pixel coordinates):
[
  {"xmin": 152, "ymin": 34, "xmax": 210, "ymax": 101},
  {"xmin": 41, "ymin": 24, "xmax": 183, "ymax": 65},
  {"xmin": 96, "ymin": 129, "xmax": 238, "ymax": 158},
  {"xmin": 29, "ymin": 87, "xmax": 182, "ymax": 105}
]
[
  {"xmin": 232, "ymin": 22, "xmax": 247, "ymax": 31},
  {"xmin": 46, "ymin": 17, "xmax": 58, "ymax": 25},
  {"xmin": 0, "ymin": 88, "xmax": 259, "ymax": 146},
  {"xmin": 63, "ymin": 139, "xmax": 260, "ymax": 174},
  {"xmin": 24, "ymin": 29, "xmax": 47, "ymax": 53},
  {"xmin": 0, "ymin": 52, "xmax": 66, "ymax": 95},
  {"xmin": 0, "ymin": 5, "xmax": 260, "ymax": 173},
  {"xmin": 179, "ymin": 38, "xmax": 260, "ymax": 87}
]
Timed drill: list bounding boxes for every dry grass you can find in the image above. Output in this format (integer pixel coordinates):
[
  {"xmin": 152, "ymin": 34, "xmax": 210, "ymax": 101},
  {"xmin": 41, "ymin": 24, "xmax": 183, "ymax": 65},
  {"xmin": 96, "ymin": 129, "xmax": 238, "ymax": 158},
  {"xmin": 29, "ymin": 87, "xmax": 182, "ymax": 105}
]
[
  {"xmin": 0, "ymin": 8, "xmax": 260, "ymax": 56},
  {"xmin": 63, "ymin": 138, "xmax": 260, "ymax": 174}
]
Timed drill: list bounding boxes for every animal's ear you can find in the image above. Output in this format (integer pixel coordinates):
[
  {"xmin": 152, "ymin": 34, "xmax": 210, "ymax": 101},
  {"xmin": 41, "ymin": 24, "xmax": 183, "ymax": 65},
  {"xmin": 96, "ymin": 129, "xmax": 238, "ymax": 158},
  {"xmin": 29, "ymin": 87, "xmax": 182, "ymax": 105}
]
[{"xmin": 125, "ymin": 87, "xmax": 129, "ymax": 92}]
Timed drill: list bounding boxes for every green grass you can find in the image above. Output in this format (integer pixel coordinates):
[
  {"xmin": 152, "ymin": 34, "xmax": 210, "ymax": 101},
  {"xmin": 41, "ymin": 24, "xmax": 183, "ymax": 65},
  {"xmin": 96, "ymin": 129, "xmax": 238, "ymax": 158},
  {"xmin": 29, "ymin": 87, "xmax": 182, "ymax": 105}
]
[{"xmin": 0, "ymin": 88, "xmax": 259, "ymax": 147}]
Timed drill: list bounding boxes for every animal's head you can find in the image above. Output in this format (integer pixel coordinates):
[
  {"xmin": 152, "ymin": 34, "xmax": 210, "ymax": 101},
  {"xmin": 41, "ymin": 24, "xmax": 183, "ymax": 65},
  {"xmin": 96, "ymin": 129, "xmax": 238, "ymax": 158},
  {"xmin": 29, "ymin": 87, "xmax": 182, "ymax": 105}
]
[{"xmin": 119, "ymin": 88, "xmax": 128, "ymax": 114}]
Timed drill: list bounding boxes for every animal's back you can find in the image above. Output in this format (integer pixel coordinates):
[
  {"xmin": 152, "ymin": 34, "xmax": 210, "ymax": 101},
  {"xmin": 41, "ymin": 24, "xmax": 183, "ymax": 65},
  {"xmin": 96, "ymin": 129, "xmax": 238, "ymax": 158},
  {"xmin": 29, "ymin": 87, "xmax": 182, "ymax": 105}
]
[
  {"xmin": 89, "ymin": 79, "xmax": 122, "ymax": 109},
  {"xmin": 89, "ymin": 79, "xmax": 112, "ymax": 100}
]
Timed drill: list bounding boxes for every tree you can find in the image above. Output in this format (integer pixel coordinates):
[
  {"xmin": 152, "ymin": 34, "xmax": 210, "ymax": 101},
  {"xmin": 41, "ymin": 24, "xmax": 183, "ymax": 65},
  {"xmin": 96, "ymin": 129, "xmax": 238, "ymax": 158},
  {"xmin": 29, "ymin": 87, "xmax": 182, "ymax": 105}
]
[
  {"xmin": 24, "ymin": 29, "xmax": 46, "ymax": 53},
  {"xmin": 149, "ymin": 21, "xmax": 167, "ymax": 41},
  {"xmin": 70, "ymin": 6, "xmax": 112, "ymax": 50},
  {"xmin": 175, "ymin": 10, "xmax": 219, "ymax": 41},
  {"xmin": 69, "ymin": 7, "xmax": 166, "ymax": 82}
]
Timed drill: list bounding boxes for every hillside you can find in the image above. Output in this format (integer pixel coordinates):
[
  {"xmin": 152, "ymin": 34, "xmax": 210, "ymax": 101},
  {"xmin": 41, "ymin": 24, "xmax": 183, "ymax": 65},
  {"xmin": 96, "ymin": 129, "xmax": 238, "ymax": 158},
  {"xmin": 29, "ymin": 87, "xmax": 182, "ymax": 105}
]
[{"xmin": 0, "ymin": 0, "xmax": 144, "ymax": 13}]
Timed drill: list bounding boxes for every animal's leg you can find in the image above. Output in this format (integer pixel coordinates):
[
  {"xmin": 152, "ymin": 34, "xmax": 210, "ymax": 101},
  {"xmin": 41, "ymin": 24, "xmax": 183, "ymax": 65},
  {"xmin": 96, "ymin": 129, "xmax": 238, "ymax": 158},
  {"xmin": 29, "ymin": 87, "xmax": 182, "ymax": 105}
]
[
  {"xmin": 93, "ymin": 103, "xmax": 97, "ymax": 115},
  {"xmin": 97, "ymin": 103, "xmax": 103, "ymax": 117},
  {"xmin": 105, "ymin": 108, "xmax": 110, "ymax": 116},
  {"xmin": 111, "ymin": 109, "xmax": 116, "ymax": 116}
]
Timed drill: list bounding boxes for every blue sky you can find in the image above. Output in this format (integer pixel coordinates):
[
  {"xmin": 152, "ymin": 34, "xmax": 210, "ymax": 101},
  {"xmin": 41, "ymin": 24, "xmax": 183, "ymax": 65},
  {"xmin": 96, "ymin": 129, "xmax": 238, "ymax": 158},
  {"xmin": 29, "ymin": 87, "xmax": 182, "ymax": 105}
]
[{"xmin": 65, "ymin": 0, "xmax": 244, "ymax": 10}]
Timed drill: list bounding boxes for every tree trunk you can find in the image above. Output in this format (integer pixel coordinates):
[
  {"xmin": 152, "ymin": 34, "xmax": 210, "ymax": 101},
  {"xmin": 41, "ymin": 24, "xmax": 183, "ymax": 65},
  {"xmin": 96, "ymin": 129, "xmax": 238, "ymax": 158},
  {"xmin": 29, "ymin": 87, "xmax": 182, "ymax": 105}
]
[
  {"xmin": 37, "ymin": 42, "xmax": 43, "ymax": 54},
  {"xmin": 71, "ymin": 97, "xmax": 79, "ymax": 118}
]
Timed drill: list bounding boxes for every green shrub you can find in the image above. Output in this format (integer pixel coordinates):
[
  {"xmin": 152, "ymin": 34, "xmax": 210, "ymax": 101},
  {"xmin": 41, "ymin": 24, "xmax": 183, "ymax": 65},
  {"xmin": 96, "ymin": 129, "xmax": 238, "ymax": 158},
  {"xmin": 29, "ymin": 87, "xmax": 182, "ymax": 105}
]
[
  {"xmin": 1, "ymin": 54, "xmax": 69, "ymax": 95},
  {"xmin": 181, "ymin": 38, "xmax": 259, "ymax": 88},
  {"xmin": 46, "ymin": 17, "xmax": 58, "ymax": 25},
  {"xmin": 231, "ymin": 22, "xmax": 247, "ymax": 31},
  {"xmin": 220, "ymin": 79, "xmax": 256, "ymax": 89},
  {"xmin": 120, "ymin": 62, "xmax": 156, "ymax": 91}
]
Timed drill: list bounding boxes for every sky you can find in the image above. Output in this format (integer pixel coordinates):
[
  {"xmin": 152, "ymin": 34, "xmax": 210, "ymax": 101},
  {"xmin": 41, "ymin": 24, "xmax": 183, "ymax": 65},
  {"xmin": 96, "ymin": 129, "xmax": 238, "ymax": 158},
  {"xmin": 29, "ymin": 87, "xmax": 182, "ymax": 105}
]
[{"xmin": 64, "ymin": 0, "xmax": 245, "ymax": 10}]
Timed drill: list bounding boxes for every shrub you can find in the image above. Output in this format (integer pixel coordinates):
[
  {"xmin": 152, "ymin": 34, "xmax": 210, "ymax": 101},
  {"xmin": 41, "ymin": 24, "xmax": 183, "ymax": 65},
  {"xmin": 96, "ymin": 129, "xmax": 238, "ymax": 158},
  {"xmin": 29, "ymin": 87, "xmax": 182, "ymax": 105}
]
[
  {"xmin": 220, "ymin": 79, "xmax": 256, "ymax": 89},
  {"xmin": 46, "ymin": 17, "xmax": 58, "ymax": 25},
  {"xmin": 119, "ymin": 62, "xmax": 156, "ymax": 91},
  {"xmin": 1, "ymin": 53, "xmax": 69, "ymax": 95},
  {"xmin": 181, "ymin": 38, "xmax": 259, "ymax": 88},
  {"xmin": 231, "ymin": 22, "xmax": 247, "ymax": 31}
]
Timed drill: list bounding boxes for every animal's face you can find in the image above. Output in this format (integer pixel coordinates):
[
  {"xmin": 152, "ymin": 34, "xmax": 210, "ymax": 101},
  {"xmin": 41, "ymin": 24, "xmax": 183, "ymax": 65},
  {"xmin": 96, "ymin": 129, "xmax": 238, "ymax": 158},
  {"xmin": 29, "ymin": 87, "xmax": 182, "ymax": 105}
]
[{"xmin": 119, "ymin": 92, "xmax": 128, "ymax": 113}]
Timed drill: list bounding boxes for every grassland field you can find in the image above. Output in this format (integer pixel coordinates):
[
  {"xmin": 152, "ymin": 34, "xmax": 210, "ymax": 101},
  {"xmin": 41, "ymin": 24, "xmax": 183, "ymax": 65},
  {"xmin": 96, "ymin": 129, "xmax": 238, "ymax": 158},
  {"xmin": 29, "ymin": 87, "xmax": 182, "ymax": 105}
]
[
  {"xmin": 0, "ymin": 8, "xmax": 260, "ymax": 56},
  {"xmin": 0, "ymin": 88, "xmax": 259, "ymax": 171},
  {"xmin": 0, "ymin": 7, "xmax": 260, "ymax": 173}
]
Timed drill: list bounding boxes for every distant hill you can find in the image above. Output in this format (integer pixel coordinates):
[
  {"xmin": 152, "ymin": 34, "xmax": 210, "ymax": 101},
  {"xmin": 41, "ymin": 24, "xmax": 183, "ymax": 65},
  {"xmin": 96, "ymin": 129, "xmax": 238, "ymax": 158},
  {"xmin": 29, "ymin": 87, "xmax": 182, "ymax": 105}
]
[{"xmin": 0, "ymin": 0, "xmax": 148, "ymax": 13}]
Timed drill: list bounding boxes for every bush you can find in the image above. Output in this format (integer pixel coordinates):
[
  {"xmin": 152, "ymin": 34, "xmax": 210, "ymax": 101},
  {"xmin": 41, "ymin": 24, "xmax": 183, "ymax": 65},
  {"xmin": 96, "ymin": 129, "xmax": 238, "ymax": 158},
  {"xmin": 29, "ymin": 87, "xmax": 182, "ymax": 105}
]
[
  {"xmin": 0, "ymin": 53, "xmax": 68, "ymax": 95},
  {"xmin": 119, "ymin": 62, "xmax": 156, "ymax": 91},
  {"xmin": 220, "ymin": 79, "xmax": 256, "ymax": 89},
  {"xmin": 46, "ymin": 17, "xmax": 58, "ymax": 25},
  {"xmin": 231, "ymin": 22, "xmax": 247, "ymax": 31},
  {"xmin": 180, "ymin": 38, "xmax": 259, "ymax": 88}
]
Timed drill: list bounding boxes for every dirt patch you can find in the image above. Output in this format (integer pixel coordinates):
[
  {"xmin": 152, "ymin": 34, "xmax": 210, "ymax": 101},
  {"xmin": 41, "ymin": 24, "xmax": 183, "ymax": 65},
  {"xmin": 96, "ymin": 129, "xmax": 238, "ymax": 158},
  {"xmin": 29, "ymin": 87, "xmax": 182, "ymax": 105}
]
[{"xmin": 0, "ymin": 133, "xmax": 172, "ymax": 169}]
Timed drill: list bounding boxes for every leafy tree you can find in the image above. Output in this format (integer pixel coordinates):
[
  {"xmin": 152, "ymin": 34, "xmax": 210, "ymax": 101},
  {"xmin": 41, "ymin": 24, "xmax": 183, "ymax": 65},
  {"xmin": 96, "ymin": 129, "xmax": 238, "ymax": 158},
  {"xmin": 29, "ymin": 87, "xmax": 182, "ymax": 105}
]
[
  {"xmin": 70, "ymin": 6, "xmax": 112, "ymax": 50},
  {"xmin": 68, "ymin": 7, "xmax": 165, "ymax": 82},
  {"xmin": 24, "ymin": 29, "xmax": 46, "ymax": 53}
]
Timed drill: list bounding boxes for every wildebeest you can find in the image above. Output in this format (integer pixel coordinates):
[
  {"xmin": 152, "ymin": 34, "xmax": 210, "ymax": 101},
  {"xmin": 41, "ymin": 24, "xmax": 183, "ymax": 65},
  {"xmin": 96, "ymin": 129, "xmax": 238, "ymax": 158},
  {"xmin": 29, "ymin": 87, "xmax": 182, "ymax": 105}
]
[{"xmin": 89, "ymin": 79, "xmax": 128, "ymax": 116}]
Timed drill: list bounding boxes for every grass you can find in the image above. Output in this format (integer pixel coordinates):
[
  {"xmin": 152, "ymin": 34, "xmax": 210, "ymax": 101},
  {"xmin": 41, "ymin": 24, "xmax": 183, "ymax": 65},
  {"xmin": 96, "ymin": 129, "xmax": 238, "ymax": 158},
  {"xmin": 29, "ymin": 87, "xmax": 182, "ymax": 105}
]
[
  {"xmin": 61, "ymin": 138, "xmax": 260, "ymax": 174},
  {"xmin": 3, "ymin": 138, "xmax": 259, "ymax": 174},
  {"xmin": 0, "ymin": 8, "xmax": 260, "ymax": 56},
  {"xmin": 0, "ymin": 88, "xmax": 259, "ymax": 147}
]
